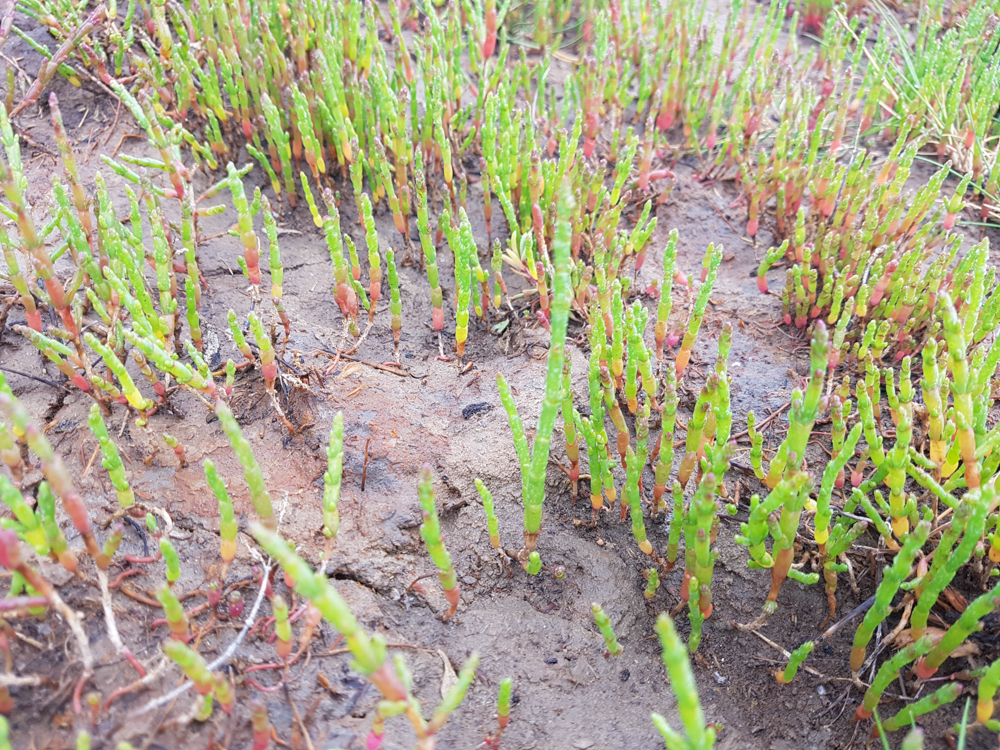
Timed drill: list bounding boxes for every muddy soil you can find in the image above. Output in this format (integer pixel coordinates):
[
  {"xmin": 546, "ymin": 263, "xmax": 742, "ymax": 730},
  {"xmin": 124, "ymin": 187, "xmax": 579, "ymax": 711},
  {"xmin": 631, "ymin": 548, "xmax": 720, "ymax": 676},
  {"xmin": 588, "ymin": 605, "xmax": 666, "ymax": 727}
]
[{"xmin": 4, "ymin": 23, "xmax": 1000, "ymax": 750}]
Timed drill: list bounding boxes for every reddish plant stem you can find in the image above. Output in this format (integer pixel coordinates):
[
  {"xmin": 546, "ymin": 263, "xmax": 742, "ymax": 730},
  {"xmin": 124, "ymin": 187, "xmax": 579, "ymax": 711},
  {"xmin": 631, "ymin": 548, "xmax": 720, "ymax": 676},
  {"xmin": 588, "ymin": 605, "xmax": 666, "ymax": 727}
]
[
  {"xmin": 150, "ymin": 600, "xmax": 213, "ymax": 629},
  {"xmin": 247, "ymin": 677, "xmax": 285, "ymax": 693},
  {"xmin": 123, "ymin": 649, "xmax": 147, "ymax": 678},
  {"xmin": 119, "ymin": 586, "xmax": 162, "ymax": 607},
  {"xmin": 9, "ymin": 6, "xmax": 107, "ymax": 117},
  {"xmin": 103, "ymin": 659, "xmax": 169, "ymax": 711},
  {"xmin": 123, "ymin": 553, "xmax": 162, "ymax": 564},
  {"xmin": 109, "ymin": 568, "xmax": 143, "ymax": 588}
]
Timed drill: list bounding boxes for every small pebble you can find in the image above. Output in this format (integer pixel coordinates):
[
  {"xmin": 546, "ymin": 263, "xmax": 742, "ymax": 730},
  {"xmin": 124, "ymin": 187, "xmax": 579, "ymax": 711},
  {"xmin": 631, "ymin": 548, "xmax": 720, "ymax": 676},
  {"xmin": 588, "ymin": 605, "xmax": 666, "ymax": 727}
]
[
  {"xmin": 573, "ymin": 741, "xmax": 595, "ymax": 749},
  {"xmin": 714, "ymin": 672, "xmax": 726, "ymax": 684},
  {"xmin": 462, "ymin": 402, "xmax": 493, "ymax": 419},
  {"xmin": 544, "ymin": 657, "xmax": 558, "ymax": 665},
  {"xmin": 620, "ymin": 669, "xmax": 630, "ymax": 681}
]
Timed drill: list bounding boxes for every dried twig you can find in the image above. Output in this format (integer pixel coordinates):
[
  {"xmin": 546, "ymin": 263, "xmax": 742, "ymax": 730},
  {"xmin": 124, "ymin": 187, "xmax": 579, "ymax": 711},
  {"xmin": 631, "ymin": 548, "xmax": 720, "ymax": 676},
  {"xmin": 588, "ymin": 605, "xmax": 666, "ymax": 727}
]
[
  {"xmin": 97, "ymin": 568, "xmax": 147, "ymax": 677},
  {"xmin": 130, "ymin": 564, "xmax": 272, "ymax": 717},
  {"xmin": 0, "ymin": 673, "xmax": 44, "ymax": 687},
  {"xmin": 730, "ymin": 401, "xmax": 791, "ymax": 442},
  {"xmin": 747, "ymin": 628, "xmax": 828, "ymax": 680}
]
